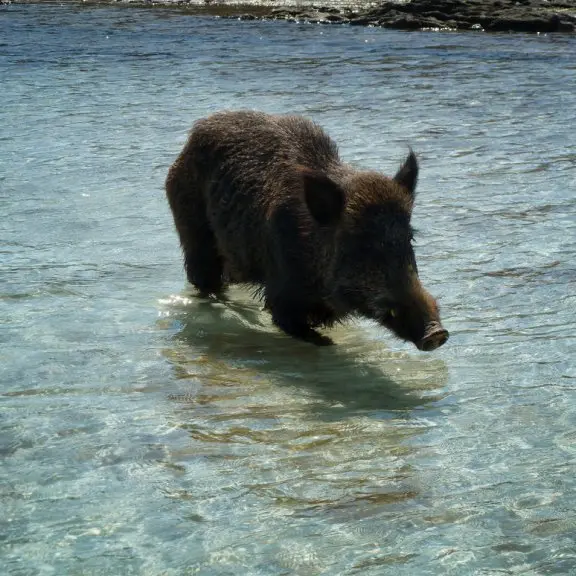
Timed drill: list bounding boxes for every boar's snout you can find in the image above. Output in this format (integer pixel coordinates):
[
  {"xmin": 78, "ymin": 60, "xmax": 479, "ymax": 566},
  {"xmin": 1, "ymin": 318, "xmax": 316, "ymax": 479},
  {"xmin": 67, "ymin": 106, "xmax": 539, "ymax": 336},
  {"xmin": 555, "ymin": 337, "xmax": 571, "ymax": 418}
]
[
  {"xmin": 370, "ymin": 284, "xmax": 448, "ymax": 352},
  {"xmin": 417, "ymin": 322, "xmax": 449, "ymax": 352}
]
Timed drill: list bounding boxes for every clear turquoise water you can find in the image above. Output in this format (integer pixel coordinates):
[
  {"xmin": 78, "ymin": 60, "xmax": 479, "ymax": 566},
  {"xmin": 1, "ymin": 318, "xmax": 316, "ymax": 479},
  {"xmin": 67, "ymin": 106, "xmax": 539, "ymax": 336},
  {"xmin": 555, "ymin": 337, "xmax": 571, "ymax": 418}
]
[{"xmin": 1, "ymin": 3, "xmax": 576, "ymax": 574}]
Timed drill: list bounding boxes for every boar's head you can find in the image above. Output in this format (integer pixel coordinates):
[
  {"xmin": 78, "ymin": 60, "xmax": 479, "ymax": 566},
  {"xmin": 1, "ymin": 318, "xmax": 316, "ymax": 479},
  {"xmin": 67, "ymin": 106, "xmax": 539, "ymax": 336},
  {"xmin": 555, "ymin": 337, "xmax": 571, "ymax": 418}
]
[{"xmin": 300, "ymin": 151, "xmax": 448, "ymax": 351}]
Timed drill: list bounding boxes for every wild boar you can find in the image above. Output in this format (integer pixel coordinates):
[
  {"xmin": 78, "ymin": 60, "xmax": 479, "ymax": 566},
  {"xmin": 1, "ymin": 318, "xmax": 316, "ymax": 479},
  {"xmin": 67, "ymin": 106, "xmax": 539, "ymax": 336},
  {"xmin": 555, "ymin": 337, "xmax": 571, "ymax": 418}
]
[{"xmin": 165, "ymin": 110, "xmax": 448, "ymax": 350}]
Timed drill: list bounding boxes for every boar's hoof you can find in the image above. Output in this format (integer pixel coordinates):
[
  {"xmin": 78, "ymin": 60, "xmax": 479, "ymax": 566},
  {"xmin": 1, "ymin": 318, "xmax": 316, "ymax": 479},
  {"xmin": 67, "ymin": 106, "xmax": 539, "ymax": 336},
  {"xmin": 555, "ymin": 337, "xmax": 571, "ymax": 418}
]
[
  {"xmin": 306, "ymin": 331, "xmax": 334, "ymax": 347},
  {"xmin": 272, "ymin": 313, "xmax": 334, "ymax": 346},
  {"xmin": 287, "ymin": 328, "xmax": 333, "ymax": 346},
  {"xmin": 279, "ymin": 324, "xmax": 333, "ymax": 346},
  {"xmin": 417, "ymin": 324, "xmax": 449, "ymax": 352}
]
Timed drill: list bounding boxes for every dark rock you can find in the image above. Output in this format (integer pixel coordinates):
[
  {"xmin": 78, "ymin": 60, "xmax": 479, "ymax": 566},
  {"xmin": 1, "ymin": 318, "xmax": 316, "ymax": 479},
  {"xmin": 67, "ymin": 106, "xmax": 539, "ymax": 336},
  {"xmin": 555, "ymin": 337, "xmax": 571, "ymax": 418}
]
[
  {"xmin": 324, "ymin": 13, "xmax": 346, "ymax": 22},
  {"xmin": 487, "ymin": 14, "xmax": 573, "ymax": 31},
  {"xmin": 349, "ymin": 16, "xmax": 377, "ymax": 25},
  {"xmin": 316, "ymin": 6, "xmax": 341, "ymax": 14},
  {"xmin": 420, "ymin": 11, "xmax": 455, "ymax": 21},
  {"xmin": 385, "ymin": 16, "xmax": 424, "ymax": 29},
  {"xmin": 384, "ymin": 15, "xmax": 449, "ymax": 29}
]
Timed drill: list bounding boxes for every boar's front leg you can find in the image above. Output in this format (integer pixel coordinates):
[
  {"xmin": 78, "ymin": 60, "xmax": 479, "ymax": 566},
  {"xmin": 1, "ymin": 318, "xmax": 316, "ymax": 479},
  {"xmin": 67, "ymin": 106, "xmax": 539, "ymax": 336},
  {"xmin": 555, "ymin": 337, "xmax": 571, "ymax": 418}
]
[
  {"xmin": 263, "ymin": 207, "xmax": 331, "ymax": 345},
  {"xmin": 266, "ymin": 288, "xmax": 333, "ymax": 346}
]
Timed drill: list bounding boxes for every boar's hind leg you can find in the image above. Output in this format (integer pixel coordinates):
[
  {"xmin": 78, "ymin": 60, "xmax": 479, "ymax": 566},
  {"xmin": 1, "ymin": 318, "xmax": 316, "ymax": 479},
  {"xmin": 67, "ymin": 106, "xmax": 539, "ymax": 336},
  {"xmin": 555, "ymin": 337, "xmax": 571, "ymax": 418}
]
[
  {"xmin": 267, "ymin": 295, "xmax": 333, "ymax": 346},
  {"xmin": 166, "ymin": 163, "xmax": 224, "ymax": 297}
]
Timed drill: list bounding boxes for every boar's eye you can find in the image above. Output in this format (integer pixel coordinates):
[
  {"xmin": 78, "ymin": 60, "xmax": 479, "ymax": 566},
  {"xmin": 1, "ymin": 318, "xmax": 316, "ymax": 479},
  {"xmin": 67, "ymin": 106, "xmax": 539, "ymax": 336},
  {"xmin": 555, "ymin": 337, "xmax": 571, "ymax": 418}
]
[
  {"xmin": 386, "ymin": 308, "xmax": 398, "ymax": 320},
  {"xmin": 380, "ymin": 306, "xmax": 399, "ymax": 321}
]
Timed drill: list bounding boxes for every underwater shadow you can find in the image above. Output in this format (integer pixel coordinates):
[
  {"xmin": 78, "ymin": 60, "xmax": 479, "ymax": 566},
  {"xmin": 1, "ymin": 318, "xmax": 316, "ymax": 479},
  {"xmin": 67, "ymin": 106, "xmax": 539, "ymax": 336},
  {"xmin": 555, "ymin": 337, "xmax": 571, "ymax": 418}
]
[{"xmin": 159, "ymin": 288, "xmax": 449, "ymax": 418}]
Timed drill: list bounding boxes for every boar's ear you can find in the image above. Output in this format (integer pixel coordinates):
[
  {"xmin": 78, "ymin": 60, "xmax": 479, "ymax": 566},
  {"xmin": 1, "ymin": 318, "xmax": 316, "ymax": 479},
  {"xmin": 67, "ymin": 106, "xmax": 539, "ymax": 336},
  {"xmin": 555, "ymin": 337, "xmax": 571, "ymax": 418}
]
[
  {"xmin": 394, "ymin": 149, "xmax": 418, "ymax": 198},
  {"xmin": 299, "ymin": 167, "xmax": 345, "ymax": 226}
]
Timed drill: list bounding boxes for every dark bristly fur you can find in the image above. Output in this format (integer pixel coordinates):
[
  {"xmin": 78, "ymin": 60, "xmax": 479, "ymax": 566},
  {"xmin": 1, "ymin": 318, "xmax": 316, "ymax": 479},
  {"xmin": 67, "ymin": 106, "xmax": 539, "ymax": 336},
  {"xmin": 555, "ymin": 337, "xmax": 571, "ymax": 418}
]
[{"xmin": 165, "ymin": 110, "xmax": 448, "ymax": 349}]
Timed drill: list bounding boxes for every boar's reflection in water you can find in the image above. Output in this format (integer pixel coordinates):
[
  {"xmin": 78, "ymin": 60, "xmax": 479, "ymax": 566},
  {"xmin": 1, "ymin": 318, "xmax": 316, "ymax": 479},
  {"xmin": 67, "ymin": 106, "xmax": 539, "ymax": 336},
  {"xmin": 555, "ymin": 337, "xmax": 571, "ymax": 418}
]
[
  {"xmin": 162, "ymin": 292, "xmax": 448, "ymax": 415},
  {"xmin": 166, "ymin": 110, "xmax": 448, "ymax": 351}
]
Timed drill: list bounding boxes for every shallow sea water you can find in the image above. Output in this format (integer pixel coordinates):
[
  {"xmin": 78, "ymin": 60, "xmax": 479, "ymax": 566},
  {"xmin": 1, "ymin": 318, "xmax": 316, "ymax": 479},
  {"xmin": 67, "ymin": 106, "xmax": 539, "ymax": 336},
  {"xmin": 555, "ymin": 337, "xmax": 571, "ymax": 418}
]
[{"xmin": 1, "ymin": 3, "xmax": 576, "ymax": 574}]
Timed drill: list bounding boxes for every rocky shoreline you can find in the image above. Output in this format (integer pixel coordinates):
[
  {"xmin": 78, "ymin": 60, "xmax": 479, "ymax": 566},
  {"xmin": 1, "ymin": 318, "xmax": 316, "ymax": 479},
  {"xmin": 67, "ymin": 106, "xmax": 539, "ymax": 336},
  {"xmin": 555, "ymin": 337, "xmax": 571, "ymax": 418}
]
[
  {"xmin": 9, "ymin": 0, "xmax": 576, "ymax": 33},
  {"xmin": 232, "ymin": 0, "xmax": 576, "ymax": 33}
]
